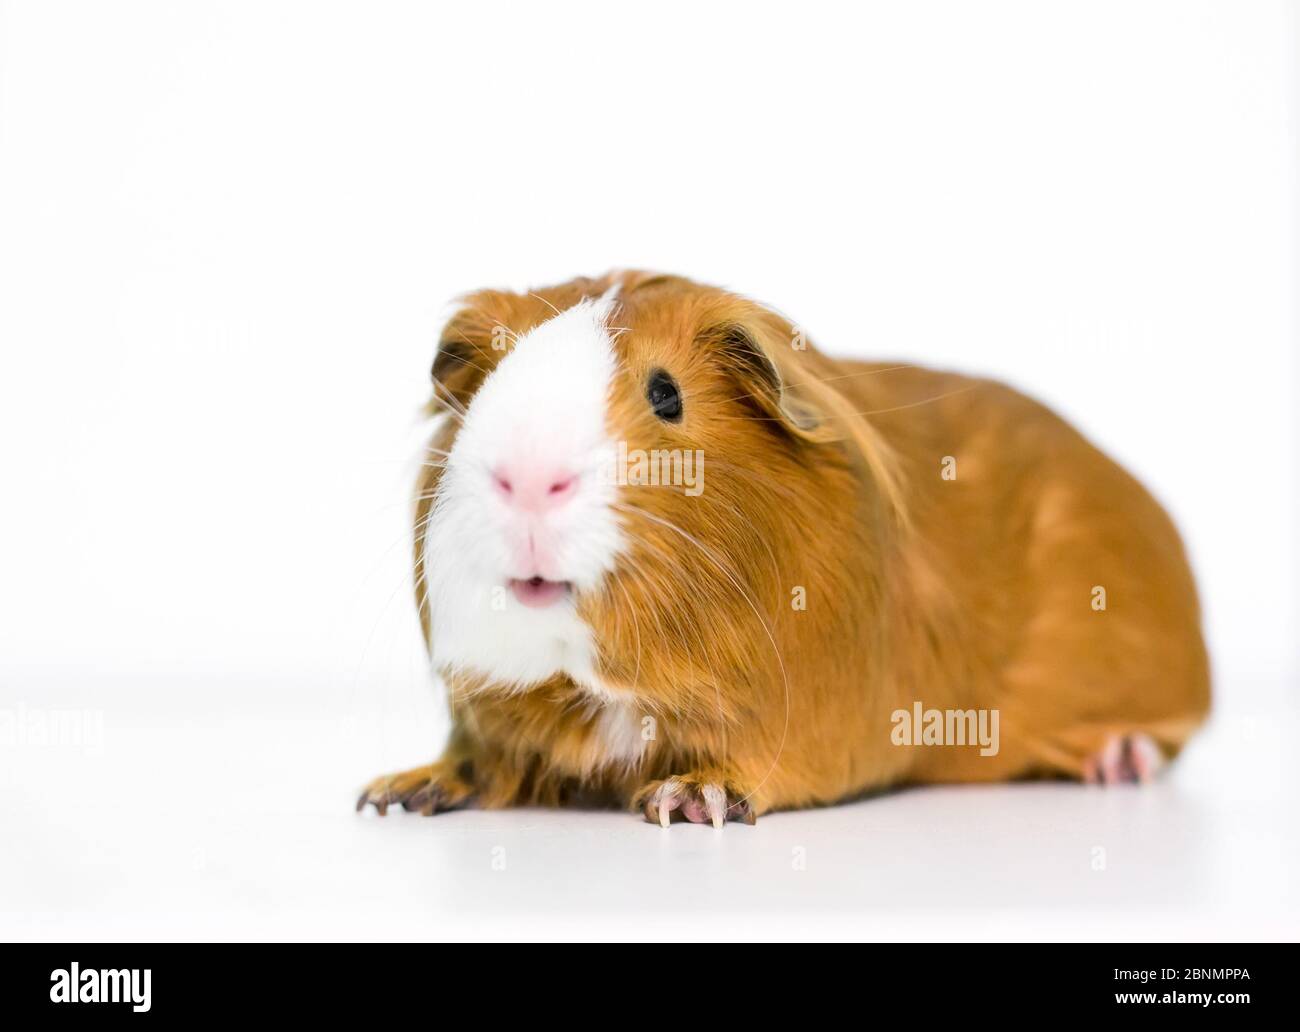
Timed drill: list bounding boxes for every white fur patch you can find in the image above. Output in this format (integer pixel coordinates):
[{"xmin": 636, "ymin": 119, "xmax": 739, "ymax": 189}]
[
  {"xmin": 591, "ymin": 700, "xmax": 647, "ymax": 765},
  {"xmin": 423, "ymin": 294, "xmax": 625, "ymax": 691}
]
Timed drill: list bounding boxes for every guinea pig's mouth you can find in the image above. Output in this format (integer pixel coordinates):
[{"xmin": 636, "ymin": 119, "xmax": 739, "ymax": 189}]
[{"xmin": 508, "ymin": 576, "xmax": 572, "ymax": 609}]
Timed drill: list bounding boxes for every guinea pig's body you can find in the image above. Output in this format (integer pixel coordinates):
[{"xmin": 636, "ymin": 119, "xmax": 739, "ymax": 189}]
[{"xmin": 359, "ymin": 272, "xmax": 1209, "ymax": 825}]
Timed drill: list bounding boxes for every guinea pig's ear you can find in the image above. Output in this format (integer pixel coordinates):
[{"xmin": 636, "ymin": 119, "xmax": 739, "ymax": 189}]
[
  {"xmin": 701, "ymin": 319, "xmax": 836, "ymax": 444},
  {"xmin": 703, "ymin": 312, "xmax": 908, "ymax": 522},
  {"xmin": 429, "ymin": 295, "xmax": 509, "ymax": 412}
]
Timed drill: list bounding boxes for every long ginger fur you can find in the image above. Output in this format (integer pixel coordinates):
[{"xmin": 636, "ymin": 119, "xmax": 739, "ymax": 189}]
[{"xmin": 369, "ymin": 271, "xmax": 1210, "ymax": 818}]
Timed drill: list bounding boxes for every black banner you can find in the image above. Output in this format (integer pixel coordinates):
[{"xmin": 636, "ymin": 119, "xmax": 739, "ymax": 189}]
[{"xmin": 2, "ymin": 947, "xmax": 1287, "ymax": 1021}]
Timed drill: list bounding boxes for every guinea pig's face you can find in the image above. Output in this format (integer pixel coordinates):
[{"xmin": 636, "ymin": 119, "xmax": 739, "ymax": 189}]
[
  {"xmin": 421, "ymin": 292, "xmax": 626, "ymax": 688},
  {"xmin": 418, "ymin": 273, "xmax": 836, "ymax": 698}
]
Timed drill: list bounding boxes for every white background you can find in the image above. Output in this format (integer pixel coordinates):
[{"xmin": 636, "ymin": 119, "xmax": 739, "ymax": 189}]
[{"xmin": 1, "ymin": 0, "xmax": 1296, "ymax": 941}]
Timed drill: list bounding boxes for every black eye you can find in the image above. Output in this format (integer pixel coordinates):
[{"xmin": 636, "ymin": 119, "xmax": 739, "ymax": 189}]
[{"xmin": 646, "ymin": 369, "xmax": 682, "ymax": 422}]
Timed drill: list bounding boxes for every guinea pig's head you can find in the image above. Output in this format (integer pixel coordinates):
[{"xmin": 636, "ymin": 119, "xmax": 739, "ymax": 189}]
[{"xmin": 417, "ymin": 272, "xmax": 893, "ymax": 711}]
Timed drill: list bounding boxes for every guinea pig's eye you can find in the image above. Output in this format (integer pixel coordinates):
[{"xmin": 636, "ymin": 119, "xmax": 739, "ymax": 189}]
[{"xmin": 646, "ymin": 369, "xmax": 682, "ymax": 423}]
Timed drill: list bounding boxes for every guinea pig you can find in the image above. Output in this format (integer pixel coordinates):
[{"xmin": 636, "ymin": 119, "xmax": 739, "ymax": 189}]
[{"xmin": 357, "ymin": 271, "xmax": 1210, "ymax": 826}]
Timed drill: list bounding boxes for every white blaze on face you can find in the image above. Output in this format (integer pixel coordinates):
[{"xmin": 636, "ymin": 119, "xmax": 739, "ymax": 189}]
[{"xmin": 423, "ymin": 294, "xmax": 625, "ymax": 689}]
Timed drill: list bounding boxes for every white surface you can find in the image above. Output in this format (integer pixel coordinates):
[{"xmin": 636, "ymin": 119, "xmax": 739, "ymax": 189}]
[
  {"xmin": 1, "ymin": 678, "xmax": 1297, "ymax": 941},
  {"xmin": 0, "ymin": 1, "xmax": 1296, "ymax": 940}
]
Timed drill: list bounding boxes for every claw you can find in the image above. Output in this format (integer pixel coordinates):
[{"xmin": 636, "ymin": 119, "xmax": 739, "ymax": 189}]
[
  {"xmin": 405, "ymin": 782, "xmax": 441, "ymax": 814},
  {"xmin": 655, "ymin": 780, "xmax": 679, "ymax": 827},
  {"xmin": 702, "ymin": 784, "xmax": 727, "ymax": 829},
  {"xmin": 638, "ymin": 777, "xmax": 754, "ymax": 828}
]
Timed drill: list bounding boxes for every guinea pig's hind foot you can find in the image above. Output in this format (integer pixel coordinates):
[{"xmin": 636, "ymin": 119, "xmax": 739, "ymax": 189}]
[
  {"xmin": 633, "ymin": 774, "xmax": 756, "ymax": 829},
  {"xmin": 1081, "ymin": 733, "xmax": 1164, "ymax": 786},
  {"xmin": 355, "ymin": 761, "xmax": 475, "ymax": 816}
]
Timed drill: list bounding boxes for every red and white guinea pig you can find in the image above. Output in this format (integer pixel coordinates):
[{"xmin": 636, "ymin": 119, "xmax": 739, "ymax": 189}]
[{"xmin": 358, "ymin": 271, "xmax": 1210, "ymax": 827}]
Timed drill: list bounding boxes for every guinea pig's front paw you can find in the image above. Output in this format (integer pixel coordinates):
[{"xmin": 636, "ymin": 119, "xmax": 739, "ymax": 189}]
[
  {"xmin": 355, "ymin": 761, "xmax": 475, "ymax": 816},
  {"xmin": 633, "ymin": 773, "xmax": 757, "ymax": 828}
]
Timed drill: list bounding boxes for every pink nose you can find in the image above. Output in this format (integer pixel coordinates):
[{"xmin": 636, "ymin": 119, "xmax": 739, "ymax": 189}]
[{"xmin": 492, "ymin": 463, "xmax": 579, "ymax": 512}]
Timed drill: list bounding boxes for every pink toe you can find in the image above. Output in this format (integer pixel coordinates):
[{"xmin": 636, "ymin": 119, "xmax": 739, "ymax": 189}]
[
  {"xmin": 1099, "ymin": 735, "xmax": 1125, "ymax": 784},
  {"xmin": 680, "ymin": 797, "xmax": 710, "ymax": 823},
  {"xmin": 1126, "ymin": 733, "xmax": 1163, "ymax": 784}
]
